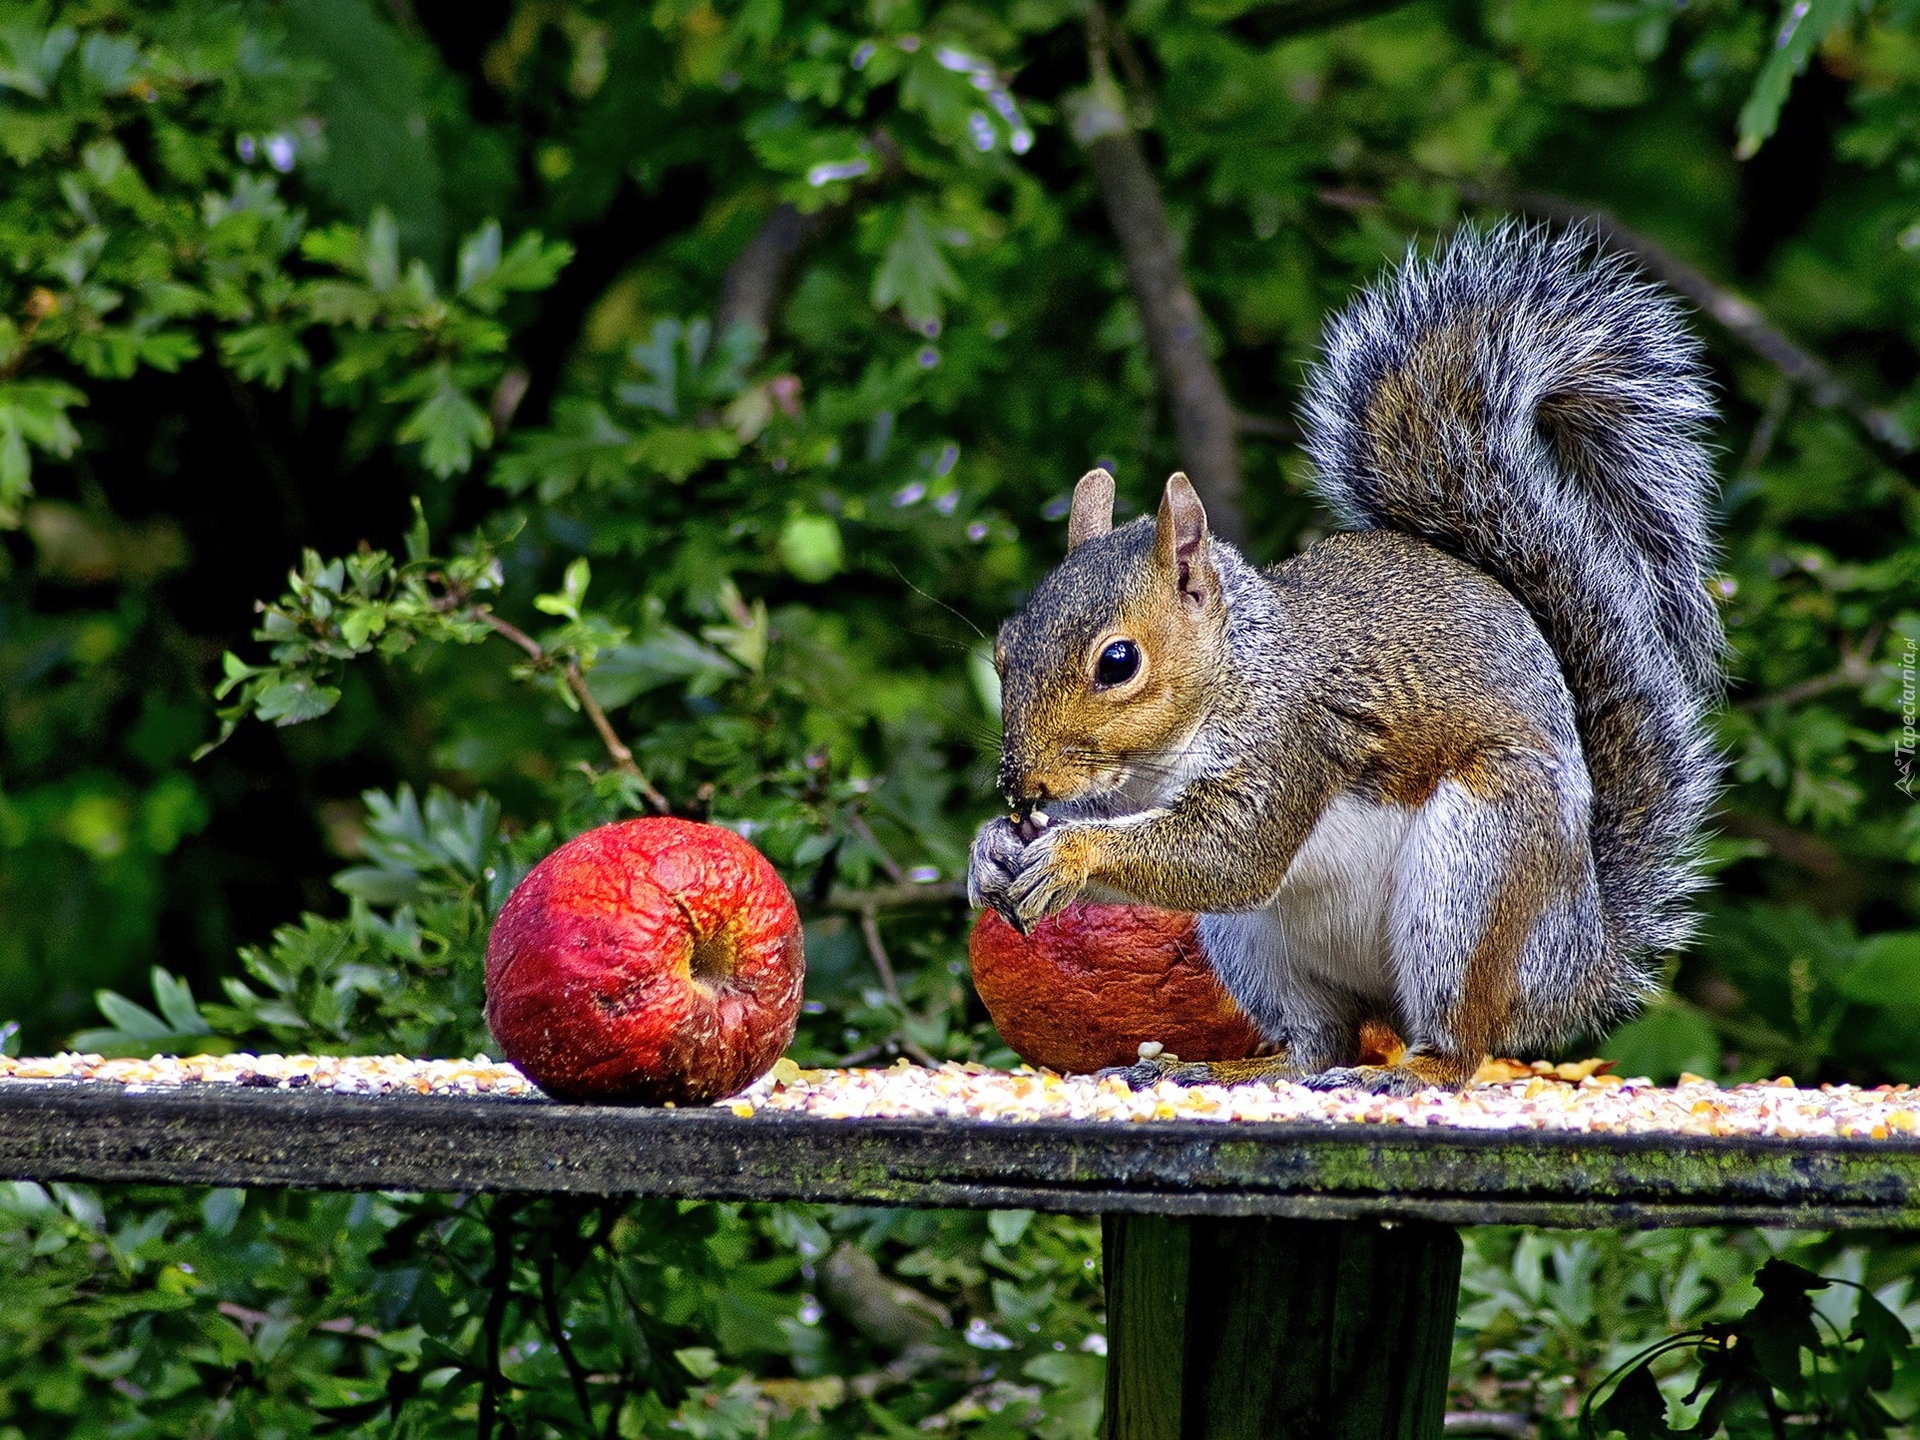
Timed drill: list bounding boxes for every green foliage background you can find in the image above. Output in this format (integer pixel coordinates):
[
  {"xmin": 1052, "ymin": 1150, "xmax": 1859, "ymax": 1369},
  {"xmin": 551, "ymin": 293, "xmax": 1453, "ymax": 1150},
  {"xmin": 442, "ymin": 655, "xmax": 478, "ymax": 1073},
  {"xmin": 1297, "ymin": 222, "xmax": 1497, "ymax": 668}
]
[{"xmin": 0, "ymin": 0, "xmax": 1917, "ymax": 1434}]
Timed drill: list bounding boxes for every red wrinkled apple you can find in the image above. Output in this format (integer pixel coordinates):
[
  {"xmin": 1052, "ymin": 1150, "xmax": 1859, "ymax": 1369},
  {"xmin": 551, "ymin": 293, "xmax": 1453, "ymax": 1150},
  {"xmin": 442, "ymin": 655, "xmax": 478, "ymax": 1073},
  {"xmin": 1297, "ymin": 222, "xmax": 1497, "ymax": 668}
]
[
  {"xmin": 969, "ymin": 903, "xmax": 1266, "ymax": 1073},
  {"xmin": 484, "ymin": 817, "xmax": 804, "ymax": 1103}
]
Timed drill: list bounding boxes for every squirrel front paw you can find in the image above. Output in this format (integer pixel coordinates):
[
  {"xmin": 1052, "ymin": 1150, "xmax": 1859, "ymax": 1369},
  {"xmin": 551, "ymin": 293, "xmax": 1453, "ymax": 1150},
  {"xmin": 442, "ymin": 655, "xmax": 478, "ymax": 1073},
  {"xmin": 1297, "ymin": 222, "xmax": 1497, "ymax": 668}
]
[
  {"xmin": 966, "ymin": 818, "xmax": 1028, "ymax": 926},
  {"xmin": 998, "ymin": 824, "xmax": 1094, "ymax": 932}
]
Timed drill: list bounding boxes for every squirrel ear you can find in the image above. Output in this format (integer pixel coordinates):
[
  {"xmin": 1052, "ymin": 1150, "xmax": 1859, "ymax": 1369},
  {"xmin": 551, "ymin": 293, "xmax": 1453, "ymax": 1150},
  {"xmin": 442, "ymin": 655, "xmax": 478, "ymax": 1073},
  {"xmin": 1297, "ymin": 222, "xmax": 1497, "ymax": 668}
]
[
  {"xmin": 1155, "ymin": 473, "xmax": 1216, "ymax": 613},
  {"xmin": 1066, "ymin": 468, "xmax": 1115, "ymax": 551}
]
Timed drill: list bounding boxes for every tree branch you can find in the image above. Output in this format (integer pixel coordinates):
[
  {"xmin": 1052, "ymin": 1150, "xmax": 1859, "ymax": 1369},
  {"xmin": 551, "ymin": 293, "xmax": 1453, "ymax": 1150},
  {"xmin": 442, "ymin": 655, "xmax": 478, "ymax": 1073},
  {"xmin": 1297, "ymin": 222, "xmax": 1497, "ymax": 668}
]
[
  {"xmin": 821, "ymin": 879, "xmax": 967, "ymax": 912},
  {"xmin": 471, "ymin": 608, "xmax": 671, "ymax": 814},
  {"xmin": 716, "ymin": 132, "xmax": 901, "ymax": 348},
  {"xmin": 715, "ymin": 203, "xmax": 837, "ymax": 345},
  {"xmin": 1229, "ymin": 0, "xmax": 1415, "ymax": 47},
  {"xmin": 1076, "ymin": 11, "xmax": 1246, "ymax": 543},
  {"xmin": 537, "ymin": 1244, "xmax": 597, "ymax": 1432},
  {"xmin": 1235, "ymin": 409, "xmax": 1297, "ymax": 440},
  {"xmin": 821, "ymin": 1243, "xmax": 947, "ymax": 1340},
  {"xmin": 476, "ymin": 1198, "xmax": 520, "ymax": 1440},
  {"xmin": 1441, "ymin": 1413, "xmax": 1536, "ymax": 1439},
  {"xmin": 1735, "ymin": 624, "xmax": 1884, "ymax": 712},
  {"xmin": 856, "ymin": 905, "xmax": 938, "ymax": 1066},
  {"xmin": 818, "ymin": 1241, "xmax": 952, "ymax": 1392},
  {"xmin": 847, "ymin": 812, "xmax": 906, "ymax": 883},
  {"xmin": 1713, "ymin": 810, "xmax": 1843, "ymax": 877},
  {"xmin": 858, "ymin": 906, "xmax": 905, "ymax": 1004}
]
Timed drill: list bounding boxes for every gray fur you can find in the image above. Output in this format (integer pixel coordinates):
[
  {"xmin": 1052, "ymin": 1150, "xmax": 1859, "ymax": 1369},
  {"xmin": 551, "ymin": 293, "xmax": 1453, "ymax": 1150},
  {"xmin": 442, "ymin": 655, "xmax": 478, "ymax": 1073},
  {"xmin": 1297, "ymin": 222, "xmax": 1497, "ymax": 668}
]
[{"xmin": 1302, "ymin": 223, "xmax": 1723, "ymax": 966}]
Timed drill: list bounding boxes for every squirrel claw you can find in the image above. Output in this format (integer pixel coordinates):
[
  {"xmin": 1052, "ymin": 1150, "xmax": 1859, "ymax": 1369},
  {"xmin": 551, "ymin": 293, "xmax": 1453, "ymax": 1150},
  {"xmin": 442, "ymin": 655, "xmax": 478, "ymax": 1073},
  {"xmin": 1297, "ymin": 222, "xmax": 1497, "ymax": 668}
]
[
  {"xmin": 1095, "ymin": 1058, "xmax": 1213, "ymax": 1090},
  {"xmin": 1302, "ymin": 1064, "xmax": 1432, "ymax": 1096}
]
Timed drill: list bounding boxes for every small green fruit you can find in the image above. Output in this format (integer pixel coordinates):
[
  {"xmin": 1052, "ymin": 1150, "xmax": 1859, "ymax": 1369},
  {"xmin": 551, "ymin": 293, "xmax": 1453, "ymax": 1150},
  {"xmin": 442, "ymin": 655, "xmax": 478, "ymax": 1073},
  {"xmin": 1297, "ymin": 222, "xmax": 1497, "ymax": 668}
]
[{"xmin": 778, "ymin": 513, "xmax": 844, "ymax": 582}]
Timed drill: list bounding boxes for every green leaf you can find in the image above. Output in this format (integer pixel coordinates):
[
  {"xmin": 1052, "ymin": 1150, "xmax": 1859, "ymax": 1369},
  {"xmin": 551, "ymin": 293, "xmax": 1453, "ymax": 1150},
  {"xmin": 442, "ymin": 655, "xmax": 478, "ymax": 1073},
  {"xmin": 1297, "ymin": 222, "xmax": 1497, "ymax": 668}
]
[
  {"xmin": 405, "ymin": 495, "xmax": 431, "ymax": 562},
  {"xmin": 1744, "ymin": 1258, "xmax": 1827, "ymax": 1394},
  {"xmin": 533, "ymin": 557, "xmax": 590, "ymax": 621},
  {"xmin": 455, "ymin": 219, "xmax": 503, "ymax": 295},
  {"xmin": 365, "ymin": 207, "xmax": 401, "ymax": 291},
  {"xmin": 1850, "ymin": 1289, "xmax": 1911, "ymax": 1391},
  {"xmin": 1839, "ymin": 932, "xmax": 1920, "ymax": 1010},
  {"xmin": 151, "ymin": 968, "xmax": 212, "ymax": 1035},
  {"xmin": 91, "ymin": 989, "xmax": 172, "ymax": 1040},
  {"xmin": 221, "ymin": 323, "xmax": 310, "ymax": 387},
  {"xmin": 630, "ymin": 424, "xmax": 739, "ymax": 482},
  {"xmin": 1593, "ymin": 1363, "xmax": 1679, "ymax": 1440},
  {"xmin": 674, "ymin": 1346, "xmax": 721, "ymax": 1379},
  {"xmin": 0, "ymin": 379, "xmax": 85, "ymax": 523},
  {"xmin": 81, "ymin": 1289, "xmax": 198, "ymax": 1322},
  {"xmin": 987, "ymin": 1210, "xmax": 1034, "ymax": 1246},
  {"xmin": 0, "ymin": 22, "xmax": 76, "ymax": 99},
  {"xmin": 461, "ymin": 229, "xmax": 571, "ymax": 310},
  {"xmin": 493, "ymin": 398, "xmax": 634, "ymax": 497},
  {"xmin": 872, "ymin": 201, "xmax": 962, "ymax": 324},
  {"xmin": 395, "ymin": 367, "xmax": 493, "ymax": 476},
  {"xmin": 1602, "ymin": 1004, "xmax": 1720, "ymax": 1083},
  {"xmin": 1736, "ymin": 0, "xmax": 1862, "ymax": 159},
  {"xmin": 254, "ymin": 676, "xmax": 343, "ymax": 726}
]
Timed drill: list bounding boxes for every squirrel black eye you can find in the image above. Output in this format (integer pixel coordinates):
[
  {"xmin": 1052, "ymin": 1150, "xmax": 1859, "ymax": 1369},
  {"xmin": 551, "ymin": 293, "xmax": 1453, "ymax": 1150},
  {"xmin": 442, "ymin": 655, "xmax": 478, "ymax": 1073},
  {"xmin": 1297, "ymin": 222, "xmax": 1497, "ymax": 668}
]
[{"xmin": 1095, "ymin": 639, "xmax": 1140, "ymax": 686}]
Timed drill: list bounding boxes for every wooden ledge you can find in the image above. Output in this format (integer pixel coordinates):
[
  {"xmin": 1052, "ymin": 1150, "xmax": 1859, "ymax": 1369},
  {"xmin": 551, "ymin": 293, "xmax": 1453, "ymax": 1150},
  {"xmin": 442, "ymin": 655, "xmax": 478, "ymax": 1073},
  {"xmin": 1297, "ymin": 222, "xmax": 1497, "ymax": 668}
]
[{"xmin": 0, "ymin": 1079, "xmax": 1916, "ymax": 1228}]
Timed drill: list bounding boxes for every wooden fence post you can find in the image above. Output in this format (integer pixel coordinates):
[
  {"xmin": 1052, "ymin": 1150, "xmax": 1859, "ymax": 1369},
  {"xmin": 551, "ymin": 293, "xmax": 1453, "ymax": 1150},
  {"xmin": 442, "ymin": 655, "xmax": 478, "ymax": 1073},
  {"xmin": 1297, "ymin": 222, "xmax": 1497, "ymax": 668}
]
[{"xmin": 1103, "ymin": 1212, "xmax": 1462, "ymax": 1440}]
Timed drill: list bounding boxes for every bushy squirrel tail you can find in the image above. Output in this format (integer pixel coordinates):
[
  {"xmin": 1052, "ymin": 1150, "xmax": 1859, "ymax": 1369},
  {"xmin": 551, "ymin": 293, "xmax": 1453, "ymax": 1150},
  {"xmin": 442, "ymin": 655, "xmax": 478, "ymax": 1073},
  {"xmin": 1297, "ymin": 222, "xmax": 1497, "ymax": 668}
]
[{"xmin": 1302, "ymin": 223, "xmax": 1723, "ymax": 969}]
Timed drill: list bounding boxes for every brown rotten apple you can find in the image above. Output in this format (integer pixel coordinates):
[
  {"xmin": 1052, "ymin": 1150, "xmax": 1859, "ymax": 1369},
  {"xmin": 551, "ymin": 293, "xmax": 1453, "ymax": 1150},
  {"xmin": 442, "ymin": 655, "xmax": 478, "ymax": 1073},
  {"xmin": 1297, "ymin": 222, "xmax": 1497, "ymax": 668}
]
[
  {"xmin": 485, "ymin": 817, "xmax": 804, "ymax": 1103},
  {"xmin": 970, "ymin": 904, "xmax": 1409, "ymax": 1075},
  {"xmin": 969, "ymin": 903, "xmax": 1266, "ymax": 1074}
]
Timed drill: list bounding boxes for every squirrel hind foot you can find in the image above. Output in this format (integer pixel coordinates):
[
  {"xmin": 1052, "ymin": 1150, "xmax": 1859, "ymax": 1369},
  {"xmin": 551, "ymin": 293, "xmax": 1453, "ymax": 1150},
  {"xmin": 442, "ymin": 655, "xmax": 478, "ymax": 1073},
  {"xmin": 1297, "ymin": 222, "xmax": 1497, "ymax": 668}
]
[
  {"xmin": 1301, "ymin": 1053, "xmax": 1480, "ymax": 1095},
  {"xmin": 1095, "ymin": 1055, "xmax": 1301, "ymax": 1092}
]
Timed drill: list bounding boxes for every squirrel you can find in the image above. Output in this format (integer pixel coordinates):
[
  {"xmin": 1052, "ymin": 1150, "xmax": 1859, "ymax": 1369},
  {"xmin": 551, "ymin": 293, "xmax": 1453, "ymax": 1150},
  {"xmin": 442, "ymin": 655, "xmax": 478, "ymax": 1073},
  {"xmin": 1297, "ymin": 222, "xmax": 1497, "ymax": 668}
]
[{"xmin": 966, "ymin": 224, "xmax": 1723, "ymax": 1095}]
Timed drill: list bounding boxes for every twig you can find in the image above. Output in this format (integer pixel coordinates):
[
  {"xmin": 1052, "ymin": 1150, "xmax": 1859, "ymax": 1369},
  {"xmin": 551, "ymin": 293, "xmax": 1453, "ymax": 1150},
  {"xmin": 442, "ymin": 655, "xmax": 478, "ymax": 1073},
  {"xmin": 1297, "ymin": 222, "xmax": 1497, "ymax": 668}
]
[
  {"xmin": 1740, "ymin": 377, "xmax": 1794, "ymax": 476},
  {"xmin": 847, "ymin": 813, "xmax": 907, "ymax": 884},
  {"xmin": 490, "ymin": 366, "xmax": 532, "ymax": 437},
  {"xmin": 537, "ymin": 1245, "xmax": 597, "ymax": 1432},
  {"xmin": 1714, "ymin": 810, "xmax": 1843, "ymax": 877},
  {"xmin": 1736, "ymin": 624, "xmax": 1883, "ymax": 712},
  {"xmin": 858, "ymin": 907, "xmax": 904, "ymax": 1004},
  {"xmin": 1442, "ymin": 1413, "xmax": 1535, "ymax": 1439},
  {"xmin": 1077, "ymin": 9, "xmax": 1246, "ymax": 543},
  {"xmin": 716, "ymin": 204, "xmax": 837, "ymax": 345},
  {"xmin": 1228, "ymin": 0, "xmax": 1414, "ymax": 46},
  {"xmin": 822, "ymin": 879, "xmax": 968, "ymax": 912},
  {"xmin": 471, "ymin": 608, "xmax": 671, "ymax": 813},
  {"xmin": 1234, "ymin": 409, "xmax": 1297, "ymax": 439},
  {"xmin": 1, "ymin": 288, "xmax": 56, "ymax": 382},
  {"xmin": 476, "ymin": 1198, "xmax": 520, "ymax": 1440},
  {"xmin": 857, "ymin": 906, "xmax": 938, "ymax": 1066},
  {"xmin": 716, "ymin": 131, "xmax": 901, "ymax": 348}
]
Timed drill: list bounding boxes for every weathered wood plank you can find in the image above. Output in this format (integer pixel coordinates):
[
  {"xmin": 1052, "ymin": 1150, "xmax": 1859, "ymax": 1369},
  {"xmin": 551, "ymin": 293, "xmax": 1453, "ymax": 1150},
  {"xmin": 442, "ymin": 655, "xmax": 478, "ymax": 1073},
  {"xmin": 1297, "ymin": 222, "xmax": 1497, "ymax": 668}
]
[
  {"xmin": 0, "ymin": 1081, "xmax": 1917, "ymax": 1227},
  {"xmin": 1104, "ymin": 1214, "xmax": 1461, "ymax": 1439}
]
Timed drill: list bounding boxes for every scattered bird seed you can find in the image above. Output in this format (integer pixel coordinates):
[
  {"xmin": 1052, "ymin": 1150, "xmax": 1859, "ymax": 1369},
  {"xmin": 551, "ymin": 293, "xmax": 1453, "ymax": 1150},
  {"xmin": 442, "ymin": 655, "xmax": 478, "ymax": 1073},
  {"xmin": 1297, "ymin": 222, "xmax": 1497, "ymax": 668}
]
[{"xmin": 1, "ymin": 1053, "xmax": 1916, "ymax": 1142}]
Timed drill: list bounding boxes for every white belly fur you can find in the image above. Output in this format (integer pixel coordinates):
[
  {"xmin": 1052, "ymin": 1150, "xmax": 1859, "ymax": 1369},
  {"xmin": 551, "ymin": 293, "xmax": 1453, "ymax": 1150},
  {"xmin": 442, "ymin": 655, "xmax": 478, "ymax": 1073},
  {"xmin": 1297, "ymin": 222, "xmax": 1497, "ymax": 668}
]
[{"xmin": 1204, "ymin": 793, "xmax": 1413, "ymax": 1004}]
